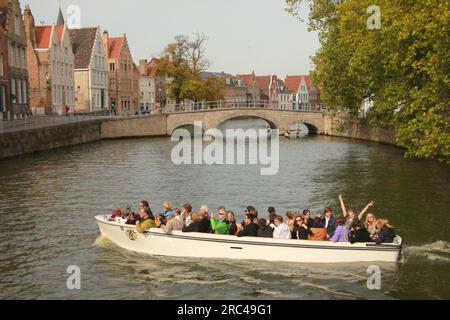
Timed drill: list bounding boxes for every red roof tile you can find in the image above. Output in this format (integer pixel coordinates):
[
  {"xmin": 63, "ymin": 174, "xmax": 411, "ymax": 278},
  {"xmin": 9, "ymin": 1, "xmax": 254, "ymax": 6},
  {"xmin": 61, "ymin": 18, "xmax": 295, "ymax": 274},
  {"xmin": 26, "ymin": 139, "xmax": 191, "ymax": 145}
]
[
  {"xmin": 236, "ymin": 74, "xmax": 252, "ymax": 86},
  {"xmin": 35, "ymin": 26, "xmax": 52, "ymax": 49},
  {"xmin": 255, "ymin": 76, "xmax": 271, "ymax": 95},
  {"xmin": 107, "ymin": 37, "xmax": 124, "ymax": 59},
  {"xmin": 303, "ymin": 75, "xmax": 313, "ymax": 90},
  {"xmin": 147, "ymin": 57, "xmax": 159, "ymax": 77},
  {"xmin": 285, "ymin": 76, "xmax": 301, "ymax": 93}
]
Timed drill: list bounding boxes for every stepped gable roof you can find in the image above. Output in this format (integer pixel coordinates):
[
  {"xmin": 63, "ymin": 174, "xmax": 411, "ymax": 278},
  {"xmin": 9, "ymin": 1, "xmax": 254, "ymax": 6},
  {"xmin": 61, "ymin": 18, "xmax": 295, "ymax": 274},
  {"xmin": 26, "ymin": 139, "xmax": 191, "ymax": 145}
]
[{"xmin": 69, "ymin": 27, "xmax": 98, "ymax": 69}]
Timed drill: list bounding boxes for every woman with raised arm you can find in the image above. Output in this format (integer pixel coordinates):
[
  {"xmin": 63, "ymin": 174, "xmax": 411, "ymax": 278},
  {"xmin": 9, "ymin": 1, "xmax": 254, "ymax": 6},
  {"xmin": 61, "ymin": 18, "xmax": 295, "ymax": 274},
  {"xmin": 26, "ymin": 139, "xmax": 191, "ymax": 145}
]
[{"xmin": 338, "ymin": 195, "xmax": 374, "ymax": 227}]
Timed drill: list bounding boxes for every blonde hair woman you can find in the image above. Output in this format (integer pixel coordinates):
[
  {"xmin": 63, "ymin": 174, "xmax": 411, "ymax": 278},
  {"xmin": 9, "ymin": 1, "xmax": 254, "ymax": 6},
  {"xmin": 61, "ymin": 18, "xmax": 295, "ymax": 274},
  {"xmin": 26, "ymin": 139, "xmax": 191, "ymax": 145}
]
[
  {"xmin": 375, "ymin": 219, "xmax": 396, "ymax": 244},
  {"xmin": 365, "ymin": 212, "xmax": 378, "ymax": 240}
]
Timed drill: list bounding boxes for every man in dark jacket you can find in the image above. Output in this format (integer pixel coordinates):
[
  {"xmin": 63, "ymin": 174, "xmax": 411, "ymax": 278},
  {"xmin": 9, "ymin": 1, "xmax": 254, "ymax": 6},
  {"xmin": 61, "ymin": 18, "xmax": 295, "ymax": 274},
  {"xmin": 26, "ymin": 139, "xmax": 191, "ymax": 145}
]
[
  {"xmin": 182, "ymin": 212, "xmax": 211, "ymax": 233},
  {"xmin": 320, "ymin": 207, "xmax": 337, "ymax": 239},
  {"xmin": 237, "ymin": 214, "xmax": 259, "ymax": 237}
]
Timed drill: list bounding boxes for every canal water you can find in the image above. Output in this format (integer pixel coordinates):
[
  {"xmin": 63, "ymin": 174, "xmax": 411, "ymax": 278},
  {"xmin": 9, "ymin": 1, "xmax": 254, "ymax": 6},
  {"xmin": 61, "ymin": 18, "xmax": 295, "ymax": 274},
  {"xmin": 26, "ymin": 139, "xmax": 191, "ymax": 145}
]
[{"xmin": 0, "ymin": 119, "xmax": 449, "ymax": 299}]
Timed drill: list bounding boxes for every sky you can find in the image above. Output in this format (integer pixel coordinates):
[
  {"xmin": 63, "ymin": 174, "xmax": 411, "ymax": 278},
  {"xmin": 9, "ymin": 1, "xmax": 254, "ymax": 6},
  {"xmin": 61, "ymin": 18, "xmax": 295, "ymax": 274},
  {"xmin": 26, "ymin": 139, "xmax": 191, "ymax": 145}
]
[{"xmin": 24, "ymin": 0, "xmax": 320, "ymax": 76}]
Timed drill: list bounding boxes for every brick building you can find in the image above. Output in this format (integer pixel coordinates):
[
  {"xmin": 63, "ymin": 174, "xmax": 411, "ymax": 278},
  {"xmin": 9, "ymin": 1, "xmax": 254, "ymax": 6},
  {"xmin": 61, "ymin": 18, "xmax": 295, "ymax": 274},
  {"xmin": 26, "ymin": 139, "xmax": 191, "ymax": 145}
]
[
  {"xmin": 102, "ymin": 31, "xmax": 138, "ymax": 115},
  {"xmin": 24, "ymin": 6, "xmax": 75, "ymax": 114},
  {"xmin": 237, "ymin": 71, "xmax": 260, "ymax": 104},
  {"xmin": 0, "ymin": 15, "xmax": 9, "ymax": 118},
  {"xmin": 0, "ymin": 0, "xmax": 29, "ymax": 118}
]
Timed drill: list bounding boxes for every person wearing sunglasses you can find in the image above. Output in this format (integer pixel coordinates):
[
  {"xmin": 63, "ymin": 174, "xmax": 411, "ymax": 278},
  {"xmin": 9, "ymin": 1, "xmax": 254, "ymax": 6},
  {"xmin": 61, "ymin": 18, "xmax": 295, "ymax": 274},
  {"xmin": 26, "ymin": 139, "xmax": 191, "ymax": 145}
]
[{"xmin": 292, "ymin": 216, "xmax": 309, "ymax": 240}]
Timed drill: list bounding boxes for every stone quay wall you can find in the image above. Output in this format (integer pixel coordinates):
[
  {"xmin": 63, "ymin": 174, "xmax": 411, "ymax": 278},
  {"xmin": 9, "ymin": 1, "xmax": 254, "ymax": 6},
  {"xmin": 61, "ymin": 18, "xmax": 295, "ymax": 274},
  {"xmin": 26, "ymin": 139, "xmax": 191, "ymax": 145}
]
[{"xmin": 0, "ymin": 112, "xmax": 397, "ymax": 160}]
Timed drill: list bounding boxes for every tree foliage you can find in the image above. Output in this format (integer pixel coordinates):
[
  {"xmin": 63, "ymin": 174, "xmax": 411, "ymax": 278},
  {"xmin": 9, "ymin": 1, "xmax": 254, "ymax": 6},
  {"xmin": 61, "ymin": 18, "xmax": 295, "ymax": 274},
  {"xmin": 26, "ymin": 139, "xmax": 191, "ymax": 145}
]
[
  {"xmin": 156, "ymin": 33, "xmax": 224, "ymax": 103},
  {"xmin": 286, "ymin": 0, "xmax": 450, "ymax": 162}
]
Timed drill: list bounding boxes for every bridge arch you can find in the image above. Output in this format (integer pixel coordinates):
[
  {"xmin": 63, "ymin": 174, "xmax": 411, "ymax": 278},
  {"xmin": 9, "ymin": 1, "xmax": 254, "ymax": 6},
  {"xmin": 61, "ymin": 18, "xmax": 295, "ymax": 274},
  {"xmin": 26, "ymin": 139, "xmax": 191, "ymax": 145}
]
[
  {"xmin": 287, "ymin": 120, "xmax": 319, "ymax": 135},
  {"xmin": 166, "ymin": 108, "xmax": 326, "ymax": 136},
  {"xmin": 214, "ymin": 115, "xmax": 279, "ymax": 131}
]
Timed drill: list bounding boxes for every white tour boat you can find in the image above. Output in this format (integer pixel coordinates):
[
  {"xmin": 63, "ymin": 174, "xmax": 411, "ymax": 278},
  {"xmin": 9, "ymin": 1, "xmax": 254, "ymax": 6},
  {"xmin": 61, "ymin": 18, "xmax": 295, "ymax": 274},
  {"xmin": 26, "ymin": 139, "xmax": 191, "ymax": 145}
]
[{"xmin": 95, "ymin": 215, "xmax": 403, "ymax": 263}]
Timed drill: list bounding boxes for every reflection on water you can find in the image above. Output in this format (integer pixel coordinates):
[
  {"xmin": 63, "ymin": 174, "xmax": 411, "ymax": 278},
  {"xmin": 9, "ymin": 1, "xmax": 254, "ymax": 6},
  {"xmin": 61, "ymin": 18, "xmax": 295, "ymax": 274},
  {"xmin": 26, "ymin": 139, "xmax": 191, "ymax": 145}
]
[{"xmin": 0, "ymin": 119, "xmax": 449, "ymax": 299}]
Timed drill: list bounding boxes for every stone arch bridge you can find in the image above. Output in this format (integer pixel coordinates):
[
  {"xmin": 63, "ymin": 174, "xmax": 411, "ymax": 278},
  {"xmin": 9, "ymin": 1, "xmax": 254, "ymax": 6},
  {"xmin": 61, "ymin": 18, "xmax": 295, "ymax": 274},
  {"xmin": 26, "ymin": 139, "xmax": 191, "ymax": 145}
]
[{"xmin": 166, "ymin": 108, "xmax": 330, "ymax": 135}]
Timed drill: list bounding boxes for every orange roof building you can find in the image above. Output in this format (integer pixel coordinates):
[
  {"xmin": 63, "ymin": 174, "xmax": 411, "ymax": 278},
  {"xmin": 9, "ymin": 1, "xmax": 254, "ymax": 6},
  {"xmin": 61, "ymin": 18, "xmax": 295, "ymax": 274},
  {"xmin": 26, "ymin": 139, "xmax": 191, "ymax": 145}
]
[{"xmin": 24, "ymin": 5, "xmax": 75, "ymax": 114}]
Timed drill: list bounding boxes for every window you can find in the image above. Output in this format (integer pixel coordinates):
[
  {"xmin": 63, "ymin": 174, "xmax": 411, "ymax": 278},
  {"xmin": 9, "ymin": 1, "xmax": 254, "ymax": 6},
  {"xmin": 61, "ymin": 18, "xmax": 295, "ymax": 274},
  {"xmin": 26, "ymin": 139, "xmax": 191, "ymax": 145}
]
[
  {"xmin": 8, "ymin": 44, "xmax": 13, "ymax": 66},
  {"xmin": 15, "ymin": 47, "xmax": 20, "ymax": 68},
  {"xmin": 0, "ymin": 53, "xmax": 4, "ymax": 77},
  {"xmin": 110, "ymin": 63, "xmax": 115, "ymax": 71},
  {"xmin": 23, "ymin": 80, "xmax": 28, "ymax": 104},
  {"xmin": 14, "ymin": 14, "xmax": 20, "ymax": 36},
  {"xmin": 11, "ymin": 79, "xmax": 16, "ymax": 103},
  {"xmin": 17, "ymin": 80, "xmax": 22, "ymax": 103}
]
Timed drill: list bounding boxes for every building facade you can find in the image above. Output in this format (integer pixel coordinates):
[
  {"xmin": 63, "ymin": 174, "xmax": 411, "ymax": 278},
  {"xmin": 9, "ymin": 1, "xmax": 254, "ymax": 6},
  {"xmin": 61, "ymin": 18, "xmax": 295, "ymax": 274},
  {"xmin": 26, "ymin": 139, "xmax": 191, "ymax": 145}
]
[
  {"xmin": 147, "ymin": 57, "xmax": 166, "ymax": 109},
  {"xmin": 138, "ymin": 59, "xmax": 156, "ymax": 113},
  {"xmin": 0, "ymin": 0, "xmax": 29, "ymax": 118},
  {"xmin": 69, "ymin": 27, "xmax": 108, "ymax": 112},
  {"xmin": 0, "ymin": 17, "xmax": 9, "ymax": 118},
  {"xmin": 237, "ymin": 71, "xmax": 260, "ymax": 104},
  {"xmin": 24, "ymin": 6, "xmax": 75, "ymax": 114},
  {"xmin": 277, "ymin": 79, "xmax": 291, "ymax": 110},
  {"xmin": 102, "ymin": 31, "xmax": 138, "ymax": 115}
]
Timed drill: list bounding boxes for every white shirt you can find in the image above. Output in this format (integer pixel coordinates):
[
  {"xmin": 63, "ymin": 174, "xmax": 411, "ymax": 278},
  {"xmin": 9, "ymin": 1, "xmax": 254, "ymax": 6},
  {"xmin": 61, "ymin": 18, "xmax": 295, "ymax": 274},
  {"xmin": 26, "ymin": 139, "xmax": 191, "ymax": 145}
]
[
  {"xmin": 325, "ymin": 217, "xmax": 330, "ymax": 228},
  {"xmin": 273, "ymin": 223, "xmax": 292, "ymax": 239}
]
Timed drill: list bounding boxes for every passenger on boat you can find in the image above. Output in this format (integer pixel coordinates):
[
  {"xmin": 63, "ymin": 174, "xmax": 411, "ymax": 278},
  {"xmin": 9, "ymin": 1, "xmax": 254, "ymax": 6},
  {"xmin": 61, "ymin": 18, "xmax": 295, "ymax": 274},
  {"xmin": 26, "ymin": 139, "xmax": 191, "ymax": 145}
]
[
  {"xmin": 140, "ymin": 201, "xmax": 155, "ymax": 220},
  {"xmin": 363, "ymin": 212, "xmax": 378, "ymax": 240},
  {"xmin": 320, "ymin": 207, "xmax": 337, "ymax": 239},
  {"xmin": 182, "ymin": 212, "xmax": 201, "ymax": 233},
  {"xmin": 331, "ymin": 216, "xmax": 349, "ymax": 243},
  {"xmin": 210, "ymin": 209, "xmax": 231, "ymax": 235},
  {"xmin": 303, "ymin": 209, "xmax": 314, "ymax": 228},
  {"xmin": 349, "ymin": 222, "xmax": 371, "ymax": 244},
  {"xmin": 161, "ymin": 208, "xmax": 183, "ymax": 234},
  {"xmin": 182, "ymin": 203, "xmax": 193, "ymax": 226},
  {"xmin": 374, "ymin": 219, "xmax": 396, "ymax": 244},
  {"xmin": 257, "ymin": 218, "xmax": 274, "ymax": 238},
  {"xmin": 308, "ymin": 216, "xmax": 328, "ymax": 241},
  {"xmin": 136, "ymin": 208, "xmax": 156, "ymax": 233},
  {"xmin": 227, "ymin": 211, "xmax": 238, "ymax": 235},
  {"xmin": 111, "ymin": 208, "xmax": 125, "ymax": 219},
  {"xmin": 267, "ymin": 207, "xmax": 277, "ymax": 227},
  {"xmin": 339, "ymin": 195, "xmax": 374, "ymax": 229},
  {"xmin": 292, "ymin": 216, "xmax": 310, "ymax": 240},
  {"xmin": 273, "ymin": 216, "xmax": 292, "ymax": 239},
  {"xmin": 285, "ymin": 211, "xmax": 295, "ymax": 232},
  {"xmin": 197, "ymin": 210, "xmax": 212, "ymax": 233},
  {"xmin": 237, "ymin": 214, "xmax": 259, "ymax": 237}
]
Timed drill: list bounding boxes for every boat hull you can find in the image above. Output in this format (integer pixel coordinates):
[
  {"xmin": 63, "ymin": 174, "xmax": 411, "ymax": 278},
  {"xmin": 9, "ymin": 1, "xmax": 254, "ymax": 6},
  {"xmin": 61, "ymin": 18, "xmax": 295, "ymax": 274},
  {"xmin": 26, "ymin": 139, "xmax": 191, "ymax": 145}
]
[{"xmin": 96, "ymin": 216, "xmax": 402, "ymax": 263}]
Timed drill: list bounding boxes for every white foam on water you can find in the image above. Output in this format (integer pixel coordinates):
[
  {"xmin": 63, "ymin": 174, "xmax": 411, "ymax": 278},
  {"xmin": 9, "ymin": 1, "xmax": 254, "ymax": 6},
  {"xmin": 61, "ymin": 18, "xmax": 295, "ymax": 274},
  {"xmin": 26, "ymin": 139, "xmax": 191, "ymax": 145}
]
[{"xmin": 404, "ymin": 241, "xmax": 450, "ymax": 263}]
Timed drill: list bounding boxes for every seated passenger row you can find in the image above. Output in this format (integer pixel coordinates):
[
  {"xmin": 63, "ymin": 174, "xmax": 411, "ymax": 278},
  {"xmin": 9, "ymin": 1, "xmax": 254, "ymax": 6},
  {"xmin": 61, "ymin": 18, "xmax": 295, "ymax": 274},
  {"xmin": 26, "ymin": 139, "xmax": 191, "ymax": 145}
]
[{"xmin": 110, "ymin": 196, "xmax": 396, "ymax": 244}]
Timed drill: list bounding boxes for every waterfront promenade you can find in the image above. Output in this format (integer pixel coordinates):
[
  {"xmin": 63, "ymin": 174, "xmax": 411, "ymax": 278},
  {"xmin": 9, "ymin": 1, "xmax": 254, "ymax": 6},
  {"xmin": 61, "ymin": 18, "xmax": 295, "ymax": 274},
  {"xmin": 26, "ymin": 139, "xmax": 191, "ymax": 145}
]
[{"xmin": 0, "ymin": 114, "xmax": 112, "ymax": 134}]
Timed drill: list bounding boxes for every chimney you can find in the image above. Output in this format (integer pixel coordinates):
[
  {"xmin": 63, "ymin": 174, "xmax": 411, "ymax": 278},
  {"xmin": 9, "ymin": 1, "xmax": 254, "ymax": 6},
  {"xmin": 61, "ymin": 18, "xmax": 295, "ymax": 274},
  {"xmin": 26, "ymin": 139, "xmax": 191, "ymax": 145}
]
[
  {"xmin": 139, "ymin": 59, "xmax": 148, "ymax": 76},
  {"xmin": 23, "ymin": 4, "xmax": 36, "ymax": 46},
  {"xmin": 102, "ymin": 30, "xmax": 109, "ymax": 58}
]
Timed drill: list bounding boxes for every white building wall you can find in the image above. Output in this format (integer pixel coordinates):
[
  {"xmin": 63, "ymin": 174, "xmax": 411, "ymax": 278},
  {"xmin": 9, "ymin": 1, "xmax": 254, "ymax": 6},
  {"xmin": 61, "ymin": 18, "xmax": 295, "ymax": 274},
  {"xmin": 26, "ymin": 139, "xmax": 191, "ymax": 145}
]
[
  {"xmin": 139, "ymin": 76, "xmax": 155, "ymax": 112},
  {"xmin": 50, "ymin": 25, "xmax": 75, "ymax": 114},
  {"xmin": 89, "ymin": 28, "xmax": 108, "ymax": 111}
]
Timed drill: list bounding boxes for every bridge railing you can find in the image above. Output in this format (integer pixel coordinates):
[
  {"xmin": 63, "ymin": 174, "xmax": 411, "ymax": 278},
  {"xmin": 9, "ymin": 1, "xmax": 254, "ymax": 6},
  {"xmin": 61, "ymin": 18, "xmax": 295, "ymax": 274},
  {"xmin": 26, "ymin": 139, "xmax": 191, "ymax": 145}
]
[{"xmin": 162, "ymin": 100, "xmax": 328, "ymax": 113}]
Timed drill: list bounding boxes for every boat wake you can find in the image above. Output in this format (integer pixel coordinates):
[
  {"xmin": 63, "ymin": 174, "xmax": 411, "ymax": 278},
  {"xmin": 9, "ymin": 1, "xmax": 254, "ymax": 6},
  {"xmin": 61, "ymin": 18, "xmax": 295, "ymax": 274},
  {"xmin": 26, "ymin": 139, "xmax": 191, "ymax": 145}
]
[{"xmin": 403, "ymin": 241, "xmax": 450, "ymax": 263}]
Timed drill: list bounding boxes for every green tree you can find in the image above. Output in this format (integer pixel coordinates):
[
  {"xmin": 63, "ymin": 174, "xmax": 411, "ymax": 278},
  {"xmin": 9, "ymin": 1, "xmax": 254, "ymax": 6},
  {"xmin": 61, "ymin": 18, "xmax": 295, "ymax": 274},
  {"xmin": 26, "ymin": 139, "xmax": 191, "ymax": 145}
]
[
  {"xmin": 286, "ymin": 0, "xmax": 450, "ymax": 162},
  {"xmin": 156, "ymin": 33, "xmax": 224, "ymax": 103}
]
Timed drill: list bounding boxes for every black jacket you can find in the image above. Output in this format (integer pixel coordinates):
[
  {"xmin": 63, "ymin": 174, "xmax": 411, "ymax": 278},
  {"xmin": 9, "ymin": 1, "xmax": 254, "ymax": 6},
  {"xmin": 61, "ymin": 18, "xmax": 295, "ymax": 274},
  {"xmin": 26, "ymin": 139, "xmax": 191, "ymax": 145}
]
[
  {"xmin": 292, "ymin": 227, "xmax": 309, "ymax": 240},
  {"xmin": 257, "ymin": 226, "xmax": 273, "ymax": 238},
  {"xmin": 229, "ymin": 222, "xmax": 238, "ymax": 235},
  {"xmin": 350, "ymin": 228, "xmax": 371, "ymax": 244},
  {"xmin": 182, "ymin": 218, "xmax": 211, "ymax": 233},
  {"xmin": 375, "ymin": 227, "xmax": 396, "ymax": 244},
  {"xmin": 237, "ymin": 223, "xmax": 259, "ymax": 237}
]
